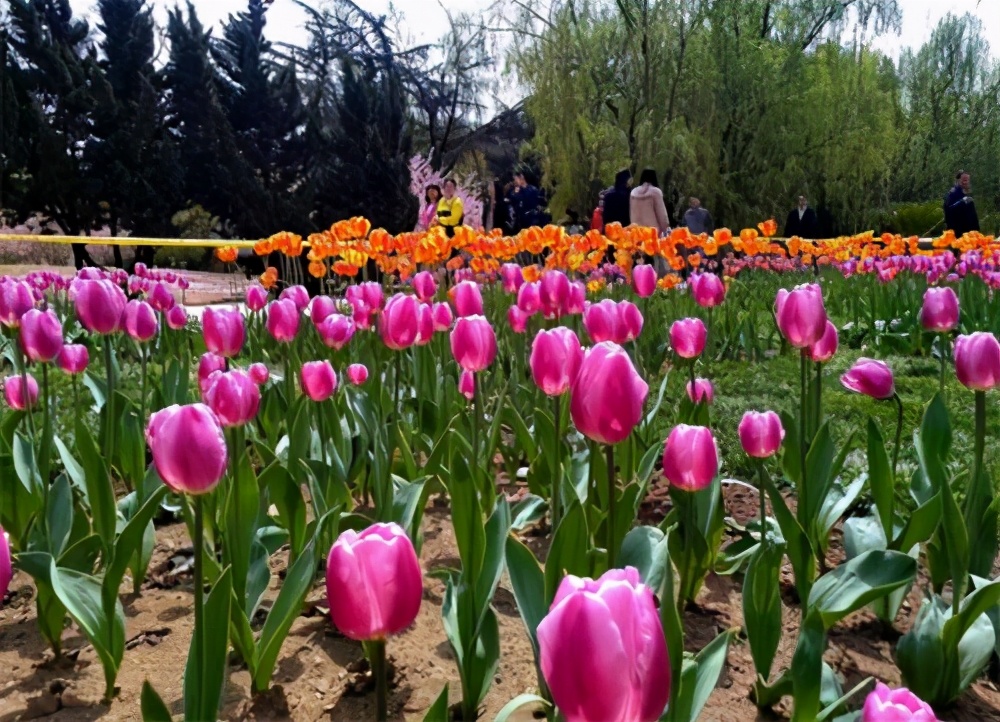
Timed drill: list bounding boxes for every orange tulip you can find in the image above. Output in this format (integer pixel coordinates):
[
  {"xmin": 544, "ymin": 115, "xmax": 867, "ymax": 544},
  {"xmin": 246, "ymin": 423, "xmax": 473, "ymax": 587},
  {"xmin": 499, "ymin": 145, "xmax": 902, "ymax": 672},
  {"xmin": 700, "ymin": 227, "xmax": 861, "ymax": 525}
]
[
  {"xmin": 758, "ymin": 219, "xmax": 778, "ymax": 237},
  {"xmin": 309, "ymin": 261, "xmax": 327, "ymax": 278},
  {"xmin": 215, "ymin": 245, "xmax": 238, "ymax": 264}
]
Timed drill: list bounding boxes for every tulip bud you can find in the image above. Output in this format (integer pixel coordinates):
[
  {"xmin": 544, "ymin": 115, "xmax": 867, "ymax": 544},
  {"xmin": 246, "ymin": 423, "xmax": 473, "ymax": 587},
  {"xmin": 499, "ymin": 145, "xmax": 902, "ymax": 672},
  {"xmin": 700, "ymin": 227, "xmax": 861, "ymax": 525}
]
[
  {"xmin": 74, "ymin": 279, "xmax": 127, "ymax": 334},
  {"xmin": 198, "ymin": 352, "xmax": 227, "ymax": 395},
  {"xmin": 954, "ymin": 332, "xmax": 1000, "ymax": 391},
  {"xmin": 686, "ymin": 378, "xmax": 713, "ymax": 405},
  {"xmin": 309, "ymin": 295, "xmax": 338, "ymax": 326},
  {"xmin": 619, "ymin": 301, "xmax": 643, "ymax": 342},
  {"xmin": 166, "ymin": 305, "xmax": 188, "ymax": 330},
  {"xmin": 0, "ymin": 279, "xmax": 36, "ymax": 328},
  {"xmin": 301, "ymin": 360, "xmax": 337, "ymax": 402},
  {"xmin": 432, "ymin": 302, "xmax": 453, "ymax": 332},
  {"xmin": 570, "ymin": 342, "xmax": 648, "ymax": 445},
  {"xmin": 124, "ymin": 300, "xmax": 159, "ymax": 343},
  {"xmin": 662, "ymin": 424, "xmax": 718, "ymax": 492},
  {"xmin": 416, "ymin": 303, "xmax": 434, "ymax": 346},
  {"xmin": 861, "ymin": 682, "xmax": 937, "ymax": 722},
  {"xmin": 452, "ymin": 280, "xmax": 483, "ymax": 317},
  {"xmin": 920, "ymin": 287, "xmax": 959, "ymax": 333},
  {"xmin": 203, "ymin": 370, "xmax": 260, "ymax": 427},
  {"xmin": 583, "ymin": 299, "xmax": 620, "ymax": 344},
  {"xmin": 808, "ymin": 321, "xmax": 839, "ymax": 363},
  {"xmin": 280, "ymin": 284, "xmax": 310, "ymax": 311},
  {"xmin": 841, "ymin": 358, "xmax": 895, "ymax": 400},
  {"xmin": 318, "ymin": 314, "xmax": 356, "ymax": 350},
  {"xmin": 500, "ymin": 263, "xmax": 523, "ymax": 293},
  {"xmin": 149, "ymin": 282, "xmax": 176, "ymax": 312},
  {"xmin": 246, "ymin": 283, "xmax": 268, "ymax": 312},
  {"xmin": 359, "ymin": 281, "xmax": 384, "ymax": 311},
  {"xmin": 326, "ymin": 522, "xmax": 422, "ymax": 641},
  {"xmin": 540, "ymin": 271, "xmax": 570, "ymax": 319},
  {"xmin": 690, "ymin": 273, "xmax": 726, "ymax": 307},
  {"xmin": 450, "ymin": 316, "xmax": 497, "ymax": 372},
  {"xmin": 3, "ymin": 374, "xmax": 38, "ymax": 411},
  {"xmin": 380, "ymin": 294, "xmax": 421, "ymax": 350},
  {"xmin": 738, "ymin": 410, "xmax": 785, "ymax": 458},
  {"xmin": 517, "ymin": 281, "xmax": 542, "ymax": 315},
  {"xmin": 670, "ymin": 318, "xmax": 707, "ymax": 359},
  {"xmin": 202, "ymin": 306, "xmax": 244, "ymax": 357},
  {"xmin": 537, "ymin": 567, "xmax": 670, "ymax": 722},
  {"xmin": 632, "ymin": 264, "xmax": 656, "ymax": 298},
  {"xmin": 530, "ymin": 327, "xmax": 583, "ymax": 397},
  {"xmin": 347, "ymin": 363, "xmax": 369, "ymax": 386},
  {"xmin": 146, "ymin": 404, "xmax": 228, "ymax": 495},
  {"xmin": 266, "ymin": 298, "xmax": 300, "ymax": 343},
  {"xmin": 564, "ymin": 281, "xmax": 586, "ymax": 316},
  {"xmin": 248, "ymin": 362, "xmax": 270, "ymax": 385},
  {"xmin": 19, "ymin": 309, "xmax": 64, "ymax": 363},
  {"xmin": 55, "ymin": 344, "xmax": 88, "ymax": 376},
  {"xmin": 775, "ymin": 283, "xmax": 827, "ymax": 348},
  {"xmin": 508, "ymin": 305, "xmax": 529, "ymax": 334},
  {"xmin": 458, "ymin": 369, "xmax": 475, "ymax": 400},
  {"xmin": 412, "ymin": 271, "xmax": 437, "ymax": 302}
]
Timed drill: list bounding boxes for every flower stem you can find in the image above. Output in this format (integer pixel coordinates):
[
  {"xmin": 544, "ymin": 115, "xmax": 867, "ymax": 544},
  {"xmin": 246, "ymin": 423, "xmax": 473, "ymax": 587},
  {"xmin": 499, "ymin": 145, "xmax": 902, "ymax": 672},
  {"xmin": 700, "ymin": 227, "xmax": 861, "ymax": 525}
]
[
  {"xmin": 103, "ymin": 339, "xmax": 115, "ymax": 466},
  {"xmin": 939, "ymin": 333, "xmax": 948, "ymax": 393},
  {"xmin": 193, "ymin": 494, "xmax": 205, "ymax": 701},
  {"xmin": 371, "ymin": 639, "xmax": 388, "ymax": 722},
  {"xmin": 606, "ymin": 444, "xmax": 617, "ymax": 569},
  {"xmin": 964, "ymin": 390, "xmax": 987, "ymax": 521},
  {"xmin": 551, "ymin": 394, "xmax": 562, "ymax": 531},
  {"xmin": 891, "ymin": 393, "xmax": 904, "ymax": 482},
  {"xmin": 798, "ymin": 351, "xmax": 808, "ymax": 526},
  {"xmin": 758, "ymin": 460, "xmax": 768, "ymax": 539}
]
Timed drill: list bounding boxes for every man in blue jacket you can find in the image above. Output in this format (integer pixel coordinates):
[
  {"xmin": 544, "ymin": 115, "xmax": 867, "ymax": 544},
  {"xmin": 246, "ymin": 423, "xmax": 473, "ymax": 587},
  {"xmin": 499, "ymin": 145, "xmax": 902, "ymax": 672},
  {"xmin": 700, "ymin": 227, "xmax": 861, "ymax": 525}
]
[{"xmin": 944, "ymin": 171, "xmax": 979, "ymax": 237}]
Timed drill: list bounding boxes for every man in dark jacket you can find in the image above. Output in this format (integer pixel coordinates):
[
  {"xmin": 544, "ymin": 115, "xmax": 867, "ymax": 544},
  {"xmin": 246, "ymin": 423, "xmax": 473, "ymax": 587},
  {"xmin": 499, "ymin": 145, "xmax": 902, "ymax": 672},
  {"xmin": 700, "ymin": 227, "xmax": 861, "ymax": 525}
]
[
  {"xmin": 944, "ymin": 171, "xmax": 979, "ymax": 237},
  {"xmin": 601, "ymin": 169, "xmax": 632, "ymax": 229},
  {"xmin": 784, "ymin": 195, "xmax": 820, "ymax": 238},
  {"xmin": 508, "ymin": 172, "xmax": 543, "ymax": 233}
]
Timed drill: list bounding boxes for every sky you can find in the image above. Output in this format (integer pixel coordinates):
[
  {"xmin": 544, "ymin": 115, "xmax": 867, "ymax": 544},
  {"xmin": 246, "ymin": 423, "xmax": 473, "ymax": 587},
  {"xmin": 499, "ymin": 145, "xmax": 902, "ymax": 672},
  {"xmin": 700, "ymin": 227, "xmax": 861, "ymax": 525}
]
[{"xmin": 67, "ymin": 0, "xmax": 1000, "ymax": 61}]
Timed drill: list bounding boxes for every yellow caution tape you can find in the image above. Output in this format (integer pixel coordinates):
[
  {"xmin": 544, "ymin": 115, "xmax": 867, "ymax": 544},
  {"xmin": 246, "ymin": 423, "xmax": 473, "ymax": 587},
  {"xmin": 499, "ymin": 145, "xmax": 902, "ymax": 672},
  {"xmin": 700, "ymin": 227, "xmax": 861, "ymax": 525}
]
[{"xmin": 0, "ymin": 234, "xmax": 260, "ymax": 249}]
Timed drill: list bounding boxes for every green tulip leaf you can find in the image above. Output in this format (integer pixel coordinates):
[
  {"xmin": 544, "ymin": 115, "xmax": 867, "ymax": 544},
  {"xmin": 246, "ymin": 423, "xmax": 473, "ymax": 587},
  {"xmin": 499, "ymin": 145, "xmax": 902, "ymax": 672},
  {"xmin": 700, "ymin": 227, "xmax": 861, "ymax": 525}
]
[
  {"xmin": 184, "ymin": 567, "xmax": 233, "ymax": 722},
  {"xmin": 493, "ymin": 693, "xmax": 549, "ymax": 722},
  {"xmin": 140, "ymin": 680, "xmax": 172, "ymax": 722},
  {"xmin": 807, "ymin": 550, "xmax": 916, "ymax": 629},
  {"xmin": 423, "ymin": 684, "xmax": 449, "ymax": 722}
]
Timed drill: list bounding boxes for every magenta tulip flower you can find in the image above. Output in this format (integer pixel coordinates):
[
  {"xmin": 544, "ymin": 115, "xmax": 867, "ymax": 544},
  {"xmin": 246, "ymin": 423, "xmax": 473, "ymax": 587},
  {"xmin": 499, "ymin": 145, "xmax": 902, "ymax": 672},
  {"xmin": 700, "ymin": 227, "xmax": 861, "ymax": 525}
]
[
  {"xmin": 537, "ymin": 567, "xmax": 670, "ymax": 722},
  {"xmin": 632, "ymin": 265, "xmax": 656, "ymax": 299},
  {"xmin": 662, "ymin": 425, "xmax": 718, "ymax": 492},
  {"xmin": 166, "ymin": 305, "xmax": 188, "ymax": 330},
  {"xmin": 432, "ymin": 301, "xmax": 453, "ymax": 332},
  {"xmin": 584, "ymin": 299, "xmax": 620, "ymax": 344},
  {"xmin": 19, "ymin": 309, "xmax": 64, "ymax": 363},
  {"xmin": 380, "ymin": 293, "xmax": 421, "ymax": 350},
  {"xmin": 347, "ymin": 363, "xmax": 368, "ymax": 386},
  {"xmin": 0, "ymin": 526, "xmax": 11, "ymax": 605},
  {"xmin": 198, "ymin": 352, "xmax": 227, "ymax": 395},
  {"xmin": 246, "ymin": 283, "xmax": 268, "ymax": 312},
  {"xmin": 570, "ymin": 342, "xmax": 648, "ymax": 445},
  {"xmin": 738, "ymin": 410, "xmax": 785, "ymax": 458},
  {"xmin": 450, "ymin": 315, "xmax": 497, "ymax": 372},
  {"xmin": 309, "ymin": 295, "xmax": 338, "ymax": 326},
  {"xmin": 458, "ymin": 369, "xmax": 475, "ymax": 400},
  {"xmin": 279, "ymin": 284, "xmax": 310, "ymax": 311},
  {"xmin": 359, "ymin": 281, "xmax": 384, "ymax": 311},
  {"xmin": 3, "ymin": 374, "xmax": 38, "ymax": 411},
  {"xmin": 203, "ymin": 370, "xmax": 260, "ymax": 427},
  {"xmin": 416, "ymin": 303, "xmax": 435, "ymax": 346},
  {"xmin": 248, "ymin": 362, "xmax": 270, "ymax": 385},
  {"xmin": 775, "ymin": 283, "xmax": 827, "ymax": 348},
  {"xmin": 74, "ymin": 279, "xmax": 127, "ymax": 334},
  {"xmin": 841, "ymin": 358, "xmax": 895, "ymax": 400},
  {"xmin": 565, "ymin": 281, "xmax": 586, "ymax": 316},
  {"xmin": 508, "ymin": 305, "xmax": 529, "ymax": 334},
  {"xmin": 619, "ymin": 301, "xmax": 643, "ymax": 342},
  {"xmin": 540, "ymin": 270, "xmax": 571, "ymax": 319},
  {"xmin": 690, "ymin": 273, "xmax": 726, "ymax": 308},
  {"xmin": 146, "ymin": 404, "xmax": 228, "ymax": 495},
  {"xmin": 452, "ymin": 280, "xmax": 484, "ymax": 318},
  {"xmin": 686, "ymin": 378, "xmax": 713, "ymax": 405},
  {"xmin": 861, "ymin": 682, "xmax": 937, "ymax": 722},
  {"xmin": 412, "ymin": 271, "xmax": 437, "ymax": 302},
  {"xmin": 954, "ymin": 332, "xmax": 1000, "ymax": 391},
  {"xmin": 670, "ymin": 318, "xmax": 707, "ymax": 359},
  {"xmin": 500, "ymin": 263, "xmax": 523, "ymax": 293},
  {"xmin": 266, "ymin": 298, "xmax": 300, "ymax": 343},
  {"xmin": 318, "ymin": 314, "xmax": 356, "ymax": 350},
  {"xmin": 57, "ymin": 344, "xmax": 89, "ymax": 375},
  {"xmin": 0, "ymin": 279, "xmax": 35, "ymax": 328},
  {"xmin": 149, "ymin": 282, "xmax": 176, "ymax": 312},
  {"xmin": 531, "ymin": 327, "xmax": 583, "ymax": 397},
  {"xmin": 808, "ymin": 320, "xmax": 839, "ymax": 363},
  {"xmin": 920, "ymin": 287, "xmax": 959, "ymax": 333},
  {"xmin": 326, "ymin": 522, "xmax": 422, "ymax": 641},
  {"xmin": 301, "ymin": 360, "xmax": 337, "ymax": 402},
  {"xmin": 517, "ymin": 281, "xmax": 542, "ymax": 315},
  {"xmin": 202, "ymin": 306, "xmax": 244, "ymax": 357},
  {"xmin": 124, "ymin": 299, "xmax": 159, "ymax": 343}
]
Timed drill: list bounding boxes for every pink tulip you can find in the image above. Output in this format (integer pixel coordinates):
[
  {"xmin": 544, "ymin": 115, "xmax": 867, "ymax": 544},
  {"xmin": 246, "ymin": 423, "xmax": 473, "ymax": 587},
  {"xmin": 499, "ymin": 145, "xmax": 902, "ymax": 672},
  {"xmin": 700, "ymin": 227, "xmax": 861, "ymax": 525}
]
[
  {"xmin": 124, "ymin": 300, "xmax": 159, "ymax": 343},
  {"xmin": 310, "ymin": 296, "xmax": 338, "ymax": 326},
  {"xmin": 0, "ymin": 279, "xmax": 35, "ymax": 328},
  {"xmin": 565, "ymin": 281, "xmax": 586, "ymax": 316},
  {"xmin": 301, "ymin": 360, "xmax": 337, "ymax": 401},
  {"xmin": 246, "ymin": 283, "xmax": 268, "ymax": 312},
  {"xmin": 146, "ymin": 404, "xmax": 228, "ymax": 495},
  {"xmin": 662, "ymin": 425, "xmax": 718, "ymax": 492},
  {"xmin": 619, "ymin": 301, "xmax": 643, "ymax": 342},
  {"xmin": 686, "ymin": 378, "xmax": 713, "ymax": 405},
  {"xmin": 775, "ymin": 283, "xmax": 827, "ymax": 348},
  {"xmin": 920, "ymin": 287, "xmax": 959, "ymax": 333},
  {"xmin": 416, "ymin": 303, "xmax": 435, "ymax": 346},
  {"xmin": 248, "ymin": 362, "xmax": 270, "ymax": 385},
  {"xmin": 359, "ymin": 281, "xmax": 384, "ymax": 311},
  {"xmin": 570, "ymin": 342, "xmax": 648, "ymax": 445},
  {"xmin": 318, "ymin": 314, "xmax": 356, "ymax": 350},
  {"xmin": 508, "ymin": 305, "xmax": 529, "ymax": 334},
  {"xmin": 412, "ymin": 271, "xmax": 437, "ymax": 302},
  {"xmin": 198, "ymin": 352, "xmax": 226, "ymax": 395},
  {"xmin": 266, "ymin": 298, "xmax": 300, "ymax": 343},
  {"xmin": 202, "ymin": 306, "xmax": 244, "ymax": 357},
  {"xmin": 537, "ymin": 567, "xmax": 669, "ymax": 722},
  {"xmin": 149, "ymin": 283, "xmax": 176, "ymax": 312},
  {"xmin": 450, "ymin": 316, "xmax": 497, "ymax": 372},
  {"xmin": 280, "ymin": 285, "xmax": 310, "ymax": 311},
  {"xmin": 326, "ymin": 522, "xmax": 422, "ymax": 641},
  {"xmin": 690, "ymin": 273, "xmax": 726, "ymax": 308},
  {"xmin": 738, "ymin": 411, "xmax": 785, "ymax": 459},
  {"xmin": 808, "ymin": 320, "xmax": 839, "ymax": 363},
  {"xmin": 517, "ymin": 281, "xmax": 542, "ymax": 315},
  {"xmin": 166, "ymin": 305, "xmax": 188, "ymax": 330},
  {"xmin": 0, "ymin": 526, "xmax": 11, "ymax": 605},
  {"xmin": 57, "ymin": 344, "xmax": 89, "ymax": 375},
  {"xmin": 531, "ymin": 327, "xmax": 583, "ymax": 396},
  {"xmin": 841, "ymin": 358, "xmax": 895, "ymax": 400},
  {"xmin": 19, "ymin": 309, "xmax": 64, "ymax": 363},
  {"xmin": 203, "ymin": 370, "xmax": 260, "ymax": 427},
  {"xmin": 452, "ymin": 280, "xmax": 483, "ymax": 317},
  {"xmin": 954, "ymin": 332, "xmax": 1000, "ymax": 391},
  {"xmin": 458, "ymin": 369, "xmax": 476, "ymax": 400},
  {"xmin": 584, "ymin": 299, "xmax": 620, "ymax": 344},
  {"xmin": 540, "ymin": 271, "xmax": 570, "ymax": 319},
  {"xmin": 500, "ymin": 263, "xmax": 523, "ymax": 293},
  {"xmin": 670, "ymin": 318, "xmax": 707, "ymax": 359},
  {"xmin": 632, "ymin": 265, "xmax": 656, "ymax": 298},
  {"xmin": 3, "ymin": 374, "xmax": 38, "ymax": 410},
  {"xmin": 347, "ymin": 363, "xmax": 369, "ymax": 386},
  {"xmin": 74, "ymin": 279, "xmax": 127, "ymax": 334},
  {"xmin": 380, "ymin": 293, "xmax": 421, "ymax": 350},
  {"xmin": 133, "ymin": 262, "xmax": 148, "ymax": 277},
  {"xmin": 432, "ymin": 302, "xmax": 453, "ymax": 332},
  {"xmin": 861, "ymin": 682, "xmax": 937, "ymax": 722}
]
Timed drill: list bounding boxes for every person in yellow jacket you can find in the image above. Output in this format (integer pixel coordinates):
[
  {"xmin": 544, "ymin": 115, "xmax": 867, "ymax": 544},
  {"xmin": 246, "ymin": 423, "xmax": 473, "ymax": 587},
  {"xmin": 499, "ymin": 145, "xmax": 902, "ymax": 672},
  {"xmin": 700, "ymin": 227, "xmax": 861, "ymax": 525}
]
[{"xmin": 435, "ymin": 178, "xmax": 464, "ymax": 237}]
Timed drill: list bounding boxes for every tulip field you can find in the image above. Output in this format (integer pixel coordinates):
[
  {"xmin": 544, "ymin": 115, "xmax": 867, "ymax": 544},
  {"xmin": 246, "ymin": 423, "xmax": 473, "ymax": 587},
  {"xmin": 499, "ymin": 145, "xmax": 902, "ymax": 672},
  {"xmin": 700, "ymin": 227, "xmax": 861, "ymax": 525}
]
[{"xmin": 4, "ymin": 222, "xmax": 1000, "ymax": 722}]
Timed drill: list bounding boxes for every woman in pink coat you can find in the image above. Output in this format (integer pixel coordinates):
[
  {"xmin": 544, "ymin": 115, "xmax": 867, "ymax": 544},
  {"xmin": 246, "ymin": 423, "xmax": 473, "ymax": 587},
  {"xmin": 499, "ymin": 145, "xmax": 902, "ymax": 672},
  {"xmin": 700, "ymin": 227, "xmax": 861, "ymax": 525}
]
[{"xmin": 416, "ymin": 184, "xmax": 442, "ymax": 231}]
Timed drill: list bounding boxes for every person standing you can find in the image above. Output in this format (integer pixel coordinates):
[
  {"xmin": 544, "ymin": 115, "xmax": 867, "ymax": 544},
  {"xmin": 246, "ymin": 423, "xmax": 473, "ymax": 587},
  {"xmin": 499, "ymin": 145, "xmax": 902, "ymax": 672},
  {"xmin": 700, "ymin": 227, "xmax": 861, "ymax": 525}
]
[
  {"xmin": 784, "ymin": 195, "xmax": 819, "ymax": 238},
  {"xmin": 944, "ymin": 171, "xmax": 979, "ymax": 237},
  {"xmin": 630, "ymin": 169, "xmax": 670, "ymax": 235},
  {"xmin": 601, "ymin": 169, "xmax": 632, "ymax": 229},
  {"xmin": 436, "ymin": 178, "xmax": 464, "ymax": 237},
  {"xmin": 416, "ymin": 184, "xmax": 441, "ymax": 232},
  {"xmin": 682, "ymin": 197, "xmax": 714, "ymax": 235}
]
